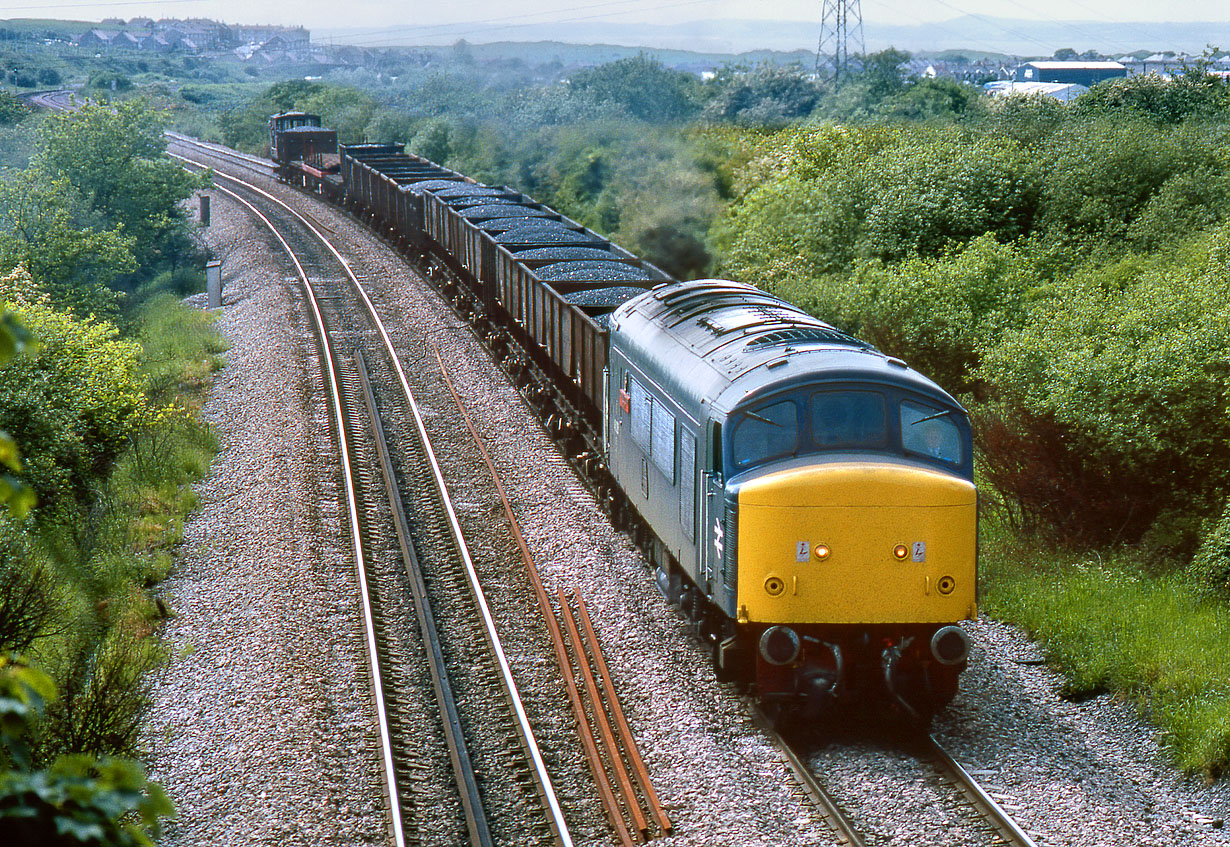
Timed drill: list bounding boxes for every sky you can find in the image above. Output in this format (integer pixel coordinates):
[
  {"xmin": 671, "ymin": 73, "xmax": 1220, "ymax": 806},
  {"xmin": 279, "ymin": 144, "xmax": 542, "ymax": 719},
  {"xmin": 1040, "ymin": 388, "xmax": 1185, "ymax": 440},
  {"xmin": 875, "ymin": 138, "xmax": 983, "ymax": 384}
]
[{"xmin": 0, "ymin": 0, "xmax": 1226, "ymax": 31}]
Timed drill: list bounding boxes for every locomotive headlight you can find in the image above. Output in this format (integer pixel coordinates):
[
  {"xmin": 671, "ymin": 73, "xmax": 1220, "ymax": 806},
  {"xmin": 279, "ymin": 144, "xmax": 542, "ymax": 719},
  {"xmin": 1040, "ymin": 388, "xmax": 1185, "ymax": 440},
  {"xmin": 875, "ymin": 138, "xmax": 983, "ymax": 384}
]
[
  {"xmin": 813, "ymin": 544, "xmax": 830, "ymax": 561},
  {"xmin": 893, "ymin": 544, "xmax": 909, "ymax": 560}
]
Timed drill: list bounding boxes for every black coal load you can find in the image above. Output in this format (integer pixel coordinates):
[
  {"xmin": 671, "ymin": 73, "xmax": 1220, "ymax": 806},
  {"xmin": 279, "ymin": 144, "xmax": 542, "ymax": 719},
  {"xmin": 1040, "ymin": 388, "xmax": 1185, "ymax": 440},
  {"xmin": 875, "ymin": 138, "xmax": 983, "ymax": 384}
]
[
  {"xmin": 460, "ymin": 204, "xmax": 555, "ymax": 221},
  {"xmin": 495, "ymin": 222, "xmax": 602, "ymax": 245},
  {"xmin": 513, "ymin": 247, "xmax": 619, "ymax": 262},
  {"xmin": 535, "ymin": 261, "xmax": 654, "ymax": 282},
  {"xmin": 430, "ymin": 184, "xmax": 508, "ymax": 198},
  {"xmin": 408, "ymin": 179, "xmax": 476, "ymax": 194},
  {"xmin": 563, "ymin": 286, "xmax": 648, "ymax": 308}
]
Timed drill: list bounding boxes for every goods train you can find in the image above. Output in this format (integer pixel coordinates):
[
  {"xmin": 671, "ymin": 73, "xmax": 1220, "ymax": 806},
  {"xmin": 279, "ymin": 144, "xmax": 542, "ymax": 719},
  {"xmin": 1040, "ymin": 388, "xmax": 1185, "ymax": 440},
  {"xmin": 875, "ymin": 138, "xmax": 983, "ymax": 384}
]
[{"xmin": 267, "ymin": 112, "xmax": 978, "ymax": 722}]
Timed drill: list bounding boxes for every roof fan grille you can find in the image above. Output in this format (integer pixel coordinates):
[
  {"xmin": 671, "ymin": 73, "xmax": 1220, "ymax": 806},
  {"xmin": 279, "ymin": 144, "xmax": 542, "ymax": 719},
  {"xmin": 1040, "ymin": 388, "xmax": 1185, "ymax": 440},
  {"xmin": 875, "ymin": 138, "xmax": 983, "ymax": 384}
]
[{"xmin": 745, "ymin": 327, "xmax": 868, "ymax": 349}]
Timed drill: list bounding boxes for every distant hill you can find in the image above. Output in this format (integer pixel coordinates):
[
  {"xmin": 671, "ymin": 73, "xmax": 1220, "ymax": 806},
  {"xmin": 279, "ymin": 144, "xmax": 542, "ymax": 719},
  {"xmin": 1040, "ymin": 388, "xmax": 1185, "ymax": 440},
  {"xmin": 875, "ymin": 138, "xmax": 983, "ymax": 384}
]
[
  {"xmin": 319, "ymin": 16, "xmax": 1230, "ymax": 57},
  {"xmin": 456, "ymin": 41, "xmax": 816, "ymax": 72}
]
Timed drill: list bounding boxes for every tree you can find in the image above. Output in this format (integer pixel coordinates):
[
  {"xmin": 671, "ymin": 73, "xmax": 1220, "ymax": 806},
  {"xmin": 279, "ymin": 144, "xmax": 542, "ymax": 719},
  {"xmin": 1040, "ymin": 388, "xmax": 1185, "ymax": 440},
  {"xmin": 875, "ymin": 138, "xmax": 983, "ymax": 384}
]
[
  {"xmin": 266, "ymin": 79, "xmax": 322, "ymax": 112},
  {"xmin": 34, "ymin": 101, "xmax": 206, "ymax": 277},
  {"xmin": 450, "ymin": 38, "xmax": 475, "ymax": 66},
  {"xmin": 567, "ymin": 55, "xmax": 702, "ymax": 123},
  {"xmin": 409, "ymin": 119, "xmax": 452, "ymax": 164},
  {"xmin": 863, "ymin": 47, "xmax": 911, "ymax": 102},
  {"xmin": 0, "ymin": 169, "xmax": 136, "ymax": 320},
  {"xmin": 878, "ymin": 77, "xmax": 982, "ymax": 121},
  {"xmin": 1053, "ymin": 47, "xmax": 1078, "ymax": 61},
  {"xmin": 703, "ymin": 64, "xmax": 821, "ymax": 126}
]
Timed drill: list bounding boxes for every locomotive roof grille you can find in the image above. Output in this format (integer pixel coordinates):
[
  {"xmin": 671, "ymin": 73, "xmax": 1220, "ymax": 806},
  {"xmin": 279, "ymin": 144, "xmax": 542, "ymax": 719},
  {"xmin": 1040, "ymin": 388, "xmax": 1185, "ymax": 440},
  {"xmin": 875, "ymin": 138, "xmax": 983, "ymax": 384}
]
[
  {"xmin": 695, "ymin": 304, "xmax": 802, "ymax": 335},
  {"xmin": 745, "ymin": 326, "xmax": 871, "ymax": 349}
]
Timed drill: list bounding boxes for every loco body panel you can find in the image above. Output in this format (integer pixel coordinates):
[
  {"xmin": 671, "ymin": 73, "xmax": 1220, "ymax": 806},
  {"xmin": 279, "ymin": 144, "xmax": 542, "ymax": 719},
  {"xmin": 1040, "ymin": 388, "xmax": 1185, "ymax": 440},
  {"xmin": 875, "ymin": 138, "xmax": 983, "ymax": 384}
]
[{"xmin": 735, "ymin": 462, "xmax": 976, "ymax": 625}]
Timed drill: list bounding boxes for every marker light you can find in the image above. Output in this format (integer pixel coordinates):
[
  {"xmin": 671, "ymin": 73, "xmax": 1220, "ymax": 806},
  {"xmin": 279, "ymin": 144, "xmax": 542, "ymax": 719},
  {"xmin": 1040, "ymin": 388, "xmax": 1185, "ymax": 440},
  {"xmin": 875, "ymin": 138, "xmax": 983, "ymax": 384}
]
[
  {"xmin": 893, "ymin": 544, "xmax": 909, "ymax": 560},
  {"xmin": 814, "ymin": 544, "xmax": 831, "ymax": 561}
]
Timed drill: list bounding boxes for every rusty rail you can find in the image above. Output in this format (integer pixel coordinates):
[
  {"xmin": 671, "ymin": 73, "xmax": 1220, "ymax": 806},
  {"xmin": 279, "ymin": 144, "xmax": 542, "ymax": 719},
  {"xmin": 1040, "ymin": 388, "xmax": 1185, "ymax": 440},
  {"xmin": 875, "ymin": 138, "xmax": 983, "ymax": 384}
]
[
  {"xmin": 431, "ymin": 343, "xmax": 670, "ymax": 843},
  {"xmin": 572, "ymin": 592, "xmax": 672, "ymax": 837}
]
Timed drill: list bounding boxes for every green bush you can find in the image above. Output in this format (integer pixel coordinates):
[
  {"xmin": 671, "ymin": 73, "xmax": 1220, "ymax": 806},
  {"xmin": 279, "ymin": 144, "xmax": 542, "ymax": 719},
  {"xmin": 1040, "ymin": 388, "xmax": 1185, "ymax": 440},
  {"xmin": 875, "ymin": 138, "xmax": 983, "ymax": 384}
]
[
  {"xmin": 717, "ymin": 124, "xmax": 1043, "ymax": 286},
  {"xmin": 135, "ymin": 269, "xmax": 203, "ymax": 300},
  {"xmin": 877, "ymin": 77, "xmax": 984, "ymax": 122},
  {"xmin": 568, "ymin": 55, "xmax": 701, "ymax": 123},
  {"xmin": 716, "ymin": 123, "xmax": 901, "ymax": 281},
  {"xmin": 976, "ymin": 92, "xmax": 1066, "ymax": 145},
  {"xmin": 841, "ymin": 235, "xmax": 1037, "ymax": 393},
  {"xmin": 1073, "ymin": 70, "xmax": 1230, "ymax": 124},
  {"xmin": 1191, "ymin": 502, "xmax": 1230, "ymax": 598},
  {"xmin": 0, "ymin": 90, "xmax": 29, "ymax": 126},
  {"xmin": 0, "ymin": 657, "xmax": 173, "ymax": 845},
  {"xmin": 1037, "ymin": 118, "xmax": 1228, "ymax": 252},
  {"xmin": 0, "ymin": 533, "xmax": 50, "ymax": 654},
  {"xmin": 976, "ymin": 226, "xmax": 1230, "ymax": 546},
  {"xmin": 857, "ymin": 133, "xmax": 1040, "ymax": 261},
  {"xmin": 0, "ymin": 286, "xmax": 151, "ymax": 514}
]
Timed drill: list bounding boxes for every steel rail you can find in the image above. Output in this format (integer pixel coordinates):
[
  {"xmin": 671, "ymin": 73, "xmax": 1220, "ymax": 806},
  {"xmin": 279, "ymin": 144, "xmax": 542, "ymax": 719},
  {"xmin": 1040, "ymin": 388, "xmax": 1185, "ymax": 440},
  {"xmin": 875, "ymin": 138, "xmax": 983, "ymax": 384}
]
[
  {"xmin": 174, "ymin": 146, "xmax": 573, "ymax": 846},
  {"xmin": 428, "ymin": 343, "xmax": 636, "ymax": 847},
  {"xmin": 189, "ymin": 175, "xmax": 406, "ymax": 847},
  {"xmin": 572, "ymin": 592, "xmax": 672, "ymax": 837},
  {"xmin": 924, "ymin": 735, "xmax": 1039, "ymax": 847},
  {"xmin": 556, "ymin": 587, "xmax": 649, "ymax": 841},
  {"xmin": 355, "ymin": 350, "xmax": 493, "ymax": 847},
  {"xmin": 166, "ymin": 131, "xmax": 275, "ymax": 172},
  {"xmin": 748, "ymin": 704, "xmax": 867, "ymax": 847}
]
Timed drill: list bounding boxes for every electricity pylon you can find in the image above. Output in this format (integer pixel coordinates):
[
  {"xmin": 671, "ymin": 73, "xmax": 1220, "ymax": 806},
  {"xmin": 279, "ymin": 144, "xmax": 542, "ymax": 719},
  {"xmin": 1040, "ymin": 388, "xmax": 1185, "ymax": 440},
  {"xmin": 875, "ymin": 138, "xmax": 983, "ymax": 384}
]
[{"xmin": 816, "ymin": 0, "xmax": 865, "ymax": 81}]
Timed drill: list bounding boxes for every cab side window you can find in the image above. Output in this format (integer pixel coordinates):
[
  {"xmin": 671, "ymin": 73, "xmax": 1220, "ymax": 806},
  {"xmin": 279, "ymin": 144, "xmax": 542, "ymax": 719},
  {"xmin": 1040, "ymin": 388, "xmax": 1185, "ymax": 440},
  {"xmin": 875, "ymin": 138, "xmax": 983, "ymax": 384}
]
[{"xmin": 630, "ymin": 376, "xmax": 651, "ymax": 451}]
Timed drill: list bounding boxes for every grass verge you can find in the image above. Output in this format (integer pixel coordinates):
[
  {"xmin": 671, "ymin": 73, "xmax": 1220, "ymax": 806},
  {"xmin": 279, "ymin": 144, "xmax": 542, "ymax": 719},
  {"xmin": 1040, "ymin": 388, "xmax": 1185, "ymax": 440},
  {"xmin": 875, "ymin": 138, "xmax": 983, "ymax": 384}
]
[
  {"xmin": 9, "ymin": 293, "xmax": 226, "ymax": 762},
  {"xmin": 980, "ymin": 514, "xmax": 1230, "ymax": 778}
]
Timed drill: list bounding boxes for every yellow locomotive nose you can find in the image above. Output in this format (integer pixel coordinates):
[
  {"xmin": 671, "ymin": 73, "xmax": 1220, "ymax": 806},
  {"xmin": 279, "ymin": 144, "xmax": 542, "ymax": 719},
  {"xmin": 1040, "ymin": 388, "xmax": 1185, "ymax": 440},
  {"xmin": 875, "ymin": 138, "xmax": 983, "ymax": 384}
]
[{"xmin": 737, "ymin": 463, "xmax": 977, "ymax": 625}]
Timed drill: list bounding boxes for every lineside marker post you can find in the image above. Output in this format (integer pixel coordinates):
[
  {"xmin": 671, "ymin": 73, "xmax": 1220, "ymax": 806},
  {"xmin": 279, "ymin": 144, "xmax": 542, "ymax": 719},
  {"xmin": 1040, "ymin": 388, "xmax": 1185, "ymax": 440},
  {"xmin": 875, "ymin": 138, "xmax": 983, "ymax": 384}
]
[{"xmin": 206, "ymin": 260, "xmax": 222, "ymax": 309}]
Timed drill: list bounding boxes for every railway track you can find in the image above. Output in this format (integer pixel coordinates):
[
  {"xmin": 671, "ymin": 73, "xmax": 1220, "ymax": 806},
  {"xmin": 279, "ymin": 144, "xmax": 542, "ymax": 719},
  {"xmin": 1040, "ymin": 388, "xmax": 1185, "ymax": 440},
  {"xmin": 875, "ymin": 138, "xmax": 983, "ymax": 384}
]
[
  {"xmin": 169, "ymin": 142, "xmax": 574, "ymax": 846},
  {"xmin": 176, "ymin": 132, "xmax": 1040, "ymax": 847},
  {"xmin": 431, "ymin": 343, "xmax": 671, "ymax": 845},
  {"xmin": 756, "ymin": 707, "xmax": 1040, "ymax": 847}
]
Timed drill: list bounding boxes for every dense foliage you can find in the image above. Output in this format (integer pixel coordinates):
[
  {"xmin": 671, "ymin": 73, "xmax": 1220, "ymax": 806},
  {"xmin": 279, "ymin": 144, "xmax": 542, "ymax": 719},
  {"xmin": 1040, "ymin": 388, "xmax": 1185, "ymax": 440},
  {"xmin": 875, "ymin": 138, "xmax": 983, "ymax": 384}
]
[
  {"xmin": 0, "ymin": 90, "xmax": 30, "ymax": 126},
  {"xmin": 35, "ymin": 102, "xmax": 207, "ymax": 279},
  {"xmin": 0, "ymin": 270, "xmax": 152, "ymax": 516},
  {"xmin": 703, "ymin": 68, "xmax": 1230, "ymax": 772},
  {"xmin": 718, "ymin": 88, "xmax": 1230, "ymax": 553},
  {"xmin": 20, "ymin": 39, "xmax": 1230, "ymax": 775},
  {"xmin": 0, "ymin": 99, "xmax": 217, "ymax": 838},
  {"xmin": 0, "ymin": 658, "xmax": 172, "ymax": 846}
]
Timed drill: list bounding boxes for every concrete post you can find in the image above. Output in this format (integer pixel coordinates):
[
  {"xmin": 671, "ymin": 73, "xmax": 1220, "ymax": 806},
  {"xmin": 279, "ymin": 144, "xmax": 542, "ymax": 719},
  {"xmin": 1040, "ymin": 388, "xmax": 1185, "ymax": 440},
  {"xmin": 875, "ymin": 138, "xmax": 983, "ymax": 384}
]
[
  {"xmin": 200, "ymin": 194, "xmax": 210, "ymax": 226},
  {"xmin": 206, "ymin": 260, "xmax": 222, "ymax": 309}
]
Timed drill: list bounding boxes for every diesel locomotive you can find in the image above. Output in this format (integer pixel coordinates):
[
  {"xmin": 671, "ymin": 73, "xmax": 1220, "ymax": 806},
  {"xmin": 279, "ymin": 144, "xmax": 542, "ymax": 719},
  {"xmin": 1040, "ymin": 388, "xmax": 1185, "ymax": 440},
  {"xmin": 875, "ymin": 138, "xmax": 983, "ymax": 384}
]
[{"xmin": 266, "ymin": 113, "xmax": 977, "ymax": 721}]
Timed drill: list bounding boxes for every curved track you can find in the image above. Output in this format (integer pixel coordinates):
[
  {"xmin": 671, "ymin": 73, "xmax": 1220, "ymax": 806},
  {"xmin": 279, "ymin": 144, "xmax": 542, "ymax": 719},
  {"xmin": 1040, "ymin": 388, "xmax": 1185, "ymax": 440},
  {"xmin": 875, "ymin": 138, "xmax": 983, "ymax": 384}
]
[
  {"xmin": 172, "ymin": 129, "xmax": 1038, "ymax": 847},
  {"xmin": 170, "ymin": 142, "xmax": 572, "ymax": 847}
]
